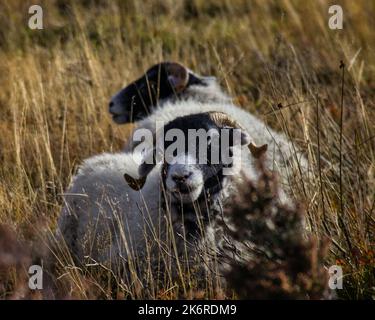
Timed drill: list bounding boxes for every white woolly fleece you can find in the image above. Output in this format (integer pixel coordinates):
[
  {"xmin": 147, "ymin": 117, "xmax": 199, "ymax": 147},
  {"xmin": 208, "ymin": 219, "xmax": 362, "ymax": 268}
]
[{"xmin": 57, "ymin": 152, "xmax": 163, "ymax": 264}]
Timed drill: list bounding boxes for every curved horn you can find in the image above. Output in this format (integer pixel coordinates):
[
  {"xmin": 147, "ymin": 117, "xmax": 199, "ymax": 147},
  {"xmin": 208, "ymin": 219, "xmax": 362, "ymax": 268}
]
[
  {"xmin": 208, "ymin": 112, "xmax": 268, "ymax": 158},
  {"xmin": 208, "ymin": 111, "xmax": 243, "ymax": 129}
]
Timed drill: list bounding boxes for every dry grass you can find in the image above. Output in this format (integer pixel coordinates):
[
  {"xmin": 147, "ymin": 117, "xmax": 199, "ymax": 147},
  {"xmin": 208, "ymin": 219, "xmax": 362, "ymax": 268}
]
[{"xmin": 0, "ymin": 0, "xmax": 374, "ymax": 299}]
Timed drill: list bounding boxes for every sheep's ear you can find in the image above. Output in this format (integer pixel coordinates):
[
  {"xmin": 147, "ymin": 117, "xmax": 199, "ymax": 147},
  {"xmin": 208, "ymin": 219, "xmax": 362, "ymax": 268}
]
[
  {"xmin": 248, "ymin": 143, "xmax": 268, "ymax": 159},
  {"xmin": 124, "ymin": 148, "xmax": 156, "ymax": 190},
  {"xmin": 124, "ymin": 173, "xmax": 147, "ymax": 191},
  {"xmin": 166, "ymin": 62, "xmax": 189, "ymax": 93}
]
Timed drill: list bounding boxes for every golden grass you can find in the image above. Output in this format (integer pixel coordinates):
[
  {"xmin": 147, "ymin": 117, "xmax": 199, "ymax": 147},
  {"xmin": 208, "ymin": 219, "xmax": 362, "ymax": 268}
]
[{"xmin": 0, "ymin": 0, "xmax": 374, "ymax": 299}]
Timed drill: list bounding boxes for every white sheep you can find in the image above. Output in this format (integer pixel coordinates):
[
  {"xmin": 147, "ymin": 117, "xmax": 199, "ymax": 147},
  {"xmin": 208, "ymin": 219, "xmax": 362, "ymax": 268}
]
[{"xmin": 58, "ymin": 112, "xmax": 288, "ymax": 285}]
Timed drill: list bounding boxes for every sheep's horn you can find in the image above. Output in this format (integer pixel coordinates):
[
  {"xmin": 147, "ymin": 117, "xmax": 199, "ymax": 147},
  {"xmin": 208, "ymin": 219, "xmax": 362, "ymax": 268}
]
[
  {"xmin": 166, "ymin": 62, "xmax": 189, "ymax": 93},
  {"xmin": 124, "ymin": 173, "xmax": 147, "ymax": 191},
  {"xmin": 208, "ymin": 111, "xmax": 242, "ymax": 129},
  {"xmin": 249, "ymin": 143, "xmax": 268, "ymax": 159}
]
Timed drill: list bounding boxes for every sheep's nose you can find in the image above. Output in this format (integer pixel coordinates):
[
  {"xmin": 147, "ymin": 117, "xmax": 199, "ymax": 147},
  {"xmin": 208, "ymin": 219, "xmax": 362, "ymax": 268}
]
[
  {"xmin": 172, "ymin": 172, "xmax": 192, "ymax": 183},
  {"xmin": 109, "ymin": 101, "xmax": 114, "ymax": 110}
]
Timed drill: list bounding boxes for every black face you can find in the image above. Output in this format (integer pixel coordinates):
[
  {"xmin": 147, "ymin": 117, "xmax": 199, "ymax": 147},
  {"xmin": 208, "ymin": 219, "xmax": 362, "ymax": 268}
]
[
  {"xmin": 161, "ymin": 113, "xmax": 238, "ymax": 197},
  {"xmin": 153, "ymin": 113, "xmax": 250, "ymax": 237},
  {"xmin": 132, "ymin": 112, "xmax": 251, "ymax": 237},
  {"xmin": 109, "ymin": 62, "xmax": 205, "ymax": 124}
]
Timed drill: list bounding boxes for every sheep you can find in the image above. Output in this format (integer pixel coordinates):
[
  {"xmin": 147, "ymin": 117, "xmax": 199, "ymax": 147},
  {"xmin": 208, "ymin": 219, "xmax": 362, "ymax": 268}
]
[
  {"xmin": 109, "ymin": 62, "xmax": 230, "ymax": 125},
  {"xmin": 109, "ymin": 62, "xmax": 308, "ymax": 187},
  {"xmin": 57, "ymin": 111, "xmax": 285, "ymax": 288}
]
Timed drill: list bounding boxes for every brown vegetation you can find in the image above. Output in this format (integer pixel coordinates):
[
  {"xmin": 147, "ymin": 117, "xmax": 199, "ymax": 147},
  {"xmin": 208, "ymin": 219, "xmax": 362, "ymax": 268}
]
[{"xmin": 0, "ymin": 0, "xmax": 374, "ymax": 299}]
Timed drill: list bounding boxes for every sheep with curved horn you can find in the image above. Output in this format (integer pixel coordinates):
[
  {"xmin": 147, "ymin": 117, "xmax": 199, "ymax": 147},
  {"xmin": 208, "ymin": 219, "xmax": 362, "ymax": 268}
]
[
  {"xmin": 125, "ymin": 111, "xmax": 268, "ymax": 190},
  {"xmin": 57, "ymin": 111, "xmax": 289, "ymax": 290}
]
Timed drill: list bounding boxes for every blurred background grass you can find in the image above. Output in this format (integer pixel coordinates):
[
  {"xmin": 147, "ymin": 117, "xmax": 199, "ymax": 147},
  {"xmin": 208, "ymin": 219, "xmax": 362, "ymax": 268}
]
[{"xmin": 0, "ymin": 0, "xmax": 374, "ymax": 299}]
